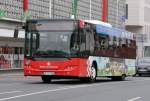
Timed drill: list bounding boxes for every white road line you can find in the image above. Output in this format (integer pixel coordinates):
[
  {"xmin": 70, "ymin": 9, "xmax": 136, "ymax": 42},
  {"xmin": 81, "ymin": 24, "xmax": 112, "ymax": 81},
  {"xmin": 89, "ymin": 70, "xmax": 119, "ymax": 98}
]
[
  {"xmin": 0, "ymin": 80, "xmax": 145, "ymax": 101},
  {"xmin": 128, "ymin": 97, "xmax": 142, "ymax": 101},
  {"xmin": 0, "ymin": 84, "xmax": 95, "ymax": 101},
  {"xmin": 0, "ymin": 91, "xmax": 22, "ymax": 95}
]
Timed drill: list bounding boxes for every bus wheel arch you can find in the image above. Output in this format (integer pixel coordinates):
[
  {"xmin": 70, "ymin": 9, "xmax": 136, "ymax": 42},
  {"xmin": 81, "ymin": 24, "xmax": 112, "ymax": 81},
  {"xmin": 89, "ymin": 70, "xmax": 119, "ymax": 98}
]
[
  {"xmin": 92, "ymin": 61, "xmax": 98, "ymax": 76},
  {"xmin": 120, "ymin": 74, "xmax": 126, "ymax": 81},
  {"xmin": 89, "ymin": 61, "xmax": 98, "ymax": 82}
]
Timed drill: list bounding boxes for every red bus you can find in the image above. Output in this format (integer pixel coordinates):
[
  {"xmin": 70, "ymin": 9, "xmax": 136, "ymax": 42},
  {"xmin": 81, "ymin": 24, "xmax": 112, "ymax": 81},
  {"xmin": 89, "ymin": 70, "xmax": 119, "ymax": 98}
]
[{"xmin": 24, "ymin": 19, "xmax": 136, "ymax": 83}]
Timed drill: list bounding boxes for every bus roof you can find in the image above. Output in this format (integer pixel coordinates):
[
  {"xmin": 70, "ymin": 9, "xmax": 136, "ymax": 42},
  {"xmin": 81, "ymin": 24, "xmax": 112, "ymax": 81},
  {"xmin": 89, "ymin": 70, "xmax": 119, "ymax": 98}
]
[
  {"xmin": 83, "ymin": 20, "xmax": 135, "ymax": 40},
  {"xmin": 96, "ymin": 24, "xmax": 135, "ymax": 40},
  {"xmin": 84, "ymin": 20, "xmax": 112, "ymax": 28},
  {"xmin": 27, "ymin": 19, "xmax": 112, "ymax": 27},
  {"xmin": 26, "ymin": 19, "xmax": 135, "ymax": 40}
]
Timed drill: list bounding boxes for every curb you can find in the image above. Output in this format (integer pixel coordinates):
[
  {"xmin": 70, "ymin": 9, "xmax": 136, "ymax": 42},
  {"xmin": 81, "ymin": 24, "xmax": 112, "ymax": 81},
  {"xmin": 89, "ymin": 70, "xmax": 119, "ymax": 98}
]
[{"xmin": 0, "ymin": 68, "xmax": 23, "ymax": 75}]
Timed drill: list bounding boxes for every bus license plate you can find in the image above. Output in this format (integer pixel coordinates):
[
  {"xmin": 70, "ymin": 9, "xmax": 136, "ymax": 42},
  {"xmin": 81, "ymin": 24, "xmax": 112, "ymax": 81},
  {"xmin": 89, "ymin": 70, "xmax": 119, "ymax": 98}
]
[{"xmin": 44, "ymin": 72, "xmax": 55, "ymax": 75}]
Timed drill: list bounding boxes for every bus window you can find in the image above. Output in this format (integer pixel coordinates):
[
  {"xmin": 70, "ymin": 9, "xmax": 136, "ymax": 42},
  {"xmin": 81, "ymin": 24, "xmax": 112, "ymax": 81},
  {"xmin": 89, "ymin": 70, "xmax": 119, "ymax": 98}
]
[
  {"xmin": 84, "ymin": 26, "xmax": 95, "ymax": 55},
  {"xmin": 79, "ymin": 28, "xmax": 91, "ymax": 56},
  {"xmin": 94, "ymin": 35, "xmax": 100, "ymax": 51},
  {"xmin": 70, "ymin": 29, "xmax": 80, "ymax": 56},
  {"xmin": 94, "ymin": 33, "xmax": 102, "ymax": 55},
  {"xmin": 127, "ymin": 39, "xmax": 131, "ymax": 47},
  {"xmin": 79, "ymin": 29, "xmax": 86, "ymax": 52},
  {"xmin": 89, "ymin": 30, "xmax": 95, "ymax": 54},
  {"xmin": 108, "ymin": 36, "xmax": 113, "ymax": 49},
  {"xmin": 85, "ymin": 29, "xmax": 91, "ymax": 53},
  {"xmin": 32, "ymin": 33, "xmax": 40, "ymax": 53},
  {"xmin": 25, "ymin": 32, "xmax": 31, "ymax": 57},
  {"xmin": 113, "ymin": 36, "xmax": 117, "ymax": 48}
]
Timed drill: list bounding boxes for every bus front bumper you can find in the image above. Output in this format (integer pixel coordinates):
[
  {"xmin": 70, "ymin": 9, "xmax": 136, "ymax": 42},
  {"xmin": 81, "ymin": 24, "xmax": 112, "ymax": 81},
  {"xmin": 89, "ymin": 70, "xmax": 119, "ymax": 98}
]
[{"xmin": 24, "ymin": 67, "xmax": 85, "ymax": 77}]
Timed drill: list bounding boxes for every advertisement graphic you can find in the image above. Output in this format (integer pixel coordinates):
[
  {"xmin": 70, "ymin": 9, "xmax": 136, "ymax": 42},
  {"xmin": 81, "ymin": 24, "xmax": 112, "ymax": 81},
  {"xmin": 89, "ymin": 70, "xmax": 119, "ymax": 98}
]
[{"xmin": 89, "ymin": 56, "xmax": 135, "ymax": 76}]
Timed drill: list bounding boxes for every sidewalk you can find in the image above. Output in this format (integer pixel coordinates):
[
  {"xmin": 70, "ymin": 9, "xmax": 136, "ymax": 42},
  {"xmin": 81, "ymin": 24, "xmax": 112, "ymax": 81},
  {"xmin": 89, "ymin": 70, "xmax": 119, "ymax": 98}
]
[{"xmin": 0, "ymin": 68, "xmax": 23, "ymax": 76}]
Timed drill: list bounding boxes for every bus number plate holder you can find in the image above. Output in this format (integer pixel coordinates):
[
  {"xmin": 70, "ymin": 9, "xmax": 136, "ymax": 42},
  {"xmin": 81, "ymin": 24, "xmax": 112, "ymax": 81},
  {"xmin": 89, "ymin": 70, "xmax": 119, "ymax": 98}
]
[{"xmin": 44, "ymin": 72, "xmax": 55, "ymax": 75}]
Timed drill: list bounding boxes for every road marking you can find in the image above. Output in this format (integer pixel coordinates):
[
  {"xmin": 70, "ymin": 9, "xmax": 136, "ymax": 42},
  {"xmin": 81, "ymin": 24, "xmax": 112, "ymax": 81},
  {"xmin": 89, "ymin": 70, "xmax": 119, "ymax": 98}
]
[
  {"xmin": 0, "ymin": 91, "xmax": 22, "ymax": 95},
  {"xmin": 0, "ymin": 78, "xmax": 145, "ymax": 101},
  {"xmin": 128, "ymin": 97, "xmax": 142, "ymax": 101},
  {"xmin": 0, "ymin": 84, "xmax": 96, "ymax": 101}
]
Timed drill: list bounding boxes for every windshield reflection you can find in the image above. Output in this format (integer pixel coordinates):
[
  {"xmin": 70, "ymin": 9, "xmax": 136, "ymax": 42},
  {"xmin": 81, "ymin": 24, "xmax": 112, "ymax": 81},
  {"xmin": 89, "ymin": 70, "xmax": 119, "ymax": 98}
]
[{"xmin": 32, "ymin": 31, "xmax": 72, "ymax": 58}]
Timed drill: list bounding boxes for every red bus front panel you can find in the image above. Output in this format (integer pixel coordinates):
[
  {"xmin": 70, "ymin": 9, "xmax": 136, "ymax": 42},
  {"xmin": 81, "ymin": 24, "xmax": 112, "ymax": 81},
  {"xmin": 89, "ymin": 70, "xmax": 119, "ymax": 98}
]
[{"xmin": 24, "ymin": 58, "xmax": 88, "ymax": 77}]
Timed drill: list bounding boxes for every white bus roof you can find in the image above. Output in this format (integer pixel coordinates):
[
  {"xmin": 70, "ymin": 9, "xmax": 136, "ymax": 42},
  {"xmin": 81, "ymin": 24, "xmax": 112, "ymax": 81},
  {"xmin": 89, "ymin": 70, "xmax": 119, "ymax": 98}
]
[{"xmin": 84, "ymin": 20, "xmax": 112, "ymax": 28}]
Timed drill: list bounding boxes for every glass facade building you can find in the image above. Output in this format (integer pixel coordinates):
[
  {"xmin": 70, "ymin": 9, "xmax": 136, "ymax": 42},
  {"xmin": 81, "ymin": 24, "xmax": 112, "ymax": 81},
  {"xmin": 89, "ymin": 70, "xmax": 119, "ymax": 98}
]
[
  {"xmin": 51, "ymin": 0, "xmax": 126, "ymax": 28},
  {"xmin": 0, "ymin": 0, "xmax": 49, "ymax": 20},
  {"xmin": 108, "ymin": 0, "xmax": 126, "ymax": 28},
  {"xmin": 0, "ymin": 0, "xmax": 126, "ymax": 27}
]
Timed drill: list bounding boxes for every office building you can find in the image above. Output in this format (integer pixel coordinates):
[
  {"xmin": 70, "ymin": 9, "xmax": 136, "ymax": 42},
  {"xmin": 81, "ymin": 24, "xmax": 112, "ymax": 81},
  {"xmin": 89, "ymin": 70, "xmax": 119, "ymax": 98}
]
[{"xmin": 126, "ymin": 0, "xmax": 150, "ymax": 57}]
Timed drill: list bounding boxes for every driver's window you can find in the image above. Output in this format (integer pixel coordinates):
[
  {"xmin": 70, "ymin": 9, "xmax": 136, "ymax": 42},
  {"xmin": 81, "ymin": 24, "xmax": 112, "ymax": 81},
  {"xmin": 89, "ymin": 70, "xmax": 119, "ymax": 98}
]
[
  {"xmin": 70, "ymin": 30, "xmax": 79, "ymax": 52},
  {"xmin": 25, "ymin": 33, "xmax": 31, "ymax": 57},
  {"xmin": 32, "ymin": 34, "xmax": 37, "ymax": 50},
  {"xmin": 32, "ymin": 33, "xmax": 39, "ymax": 52}
]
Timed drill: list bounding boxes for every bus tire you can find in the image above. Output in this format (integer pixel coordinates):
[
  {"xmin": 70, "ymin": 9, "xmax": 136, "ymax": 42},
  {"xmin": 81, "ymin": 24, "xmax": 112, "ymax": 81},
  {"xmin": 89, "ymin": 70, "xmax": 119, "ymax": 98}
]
[
  {"xmin": 41, "ymin": 76, "xmax": 52, "ymax": 83},
  {"xmin": 88, "ymin": 65, "xmax": 97, "ymax": 83},
  {"xmin": 119, "ymin": 74, "xmax": 126, "ymax": 81},
  {"xmin": 80, "ymin": 65, "xmax": 97, "ymax": 83}
]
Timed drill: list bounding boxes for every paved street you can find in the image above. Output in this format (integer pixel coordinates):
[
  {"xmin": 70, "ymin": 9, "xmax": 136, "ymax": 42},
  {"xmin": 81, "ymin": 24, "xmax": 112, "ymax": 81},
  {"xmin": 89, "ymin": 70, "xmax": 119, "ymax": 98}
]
[{"xmin": 0, "ymin": 74, "xmax": 150, "ymax": 101}]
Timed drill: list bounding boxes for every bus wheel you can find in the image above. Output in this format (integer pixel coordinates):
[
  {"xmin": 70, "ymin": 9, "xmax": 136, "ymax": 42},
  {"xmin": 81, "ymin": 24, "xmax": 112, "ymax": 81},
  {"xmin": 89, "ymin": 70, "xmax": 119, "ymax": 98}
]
[
  {"xmin": 119, "ymin": 74, "xmax": 126, "ymax": 81},
  {"xmin": 80, "ymin": 65, "xmax": 97, "ymax": 83},
  {"xmin": 41, "ymin": 76, "xmax": 52, "ymax": 83},
  {"xmin": 88, "ymin": 65, "xmax": 97, "ymax": 83}
]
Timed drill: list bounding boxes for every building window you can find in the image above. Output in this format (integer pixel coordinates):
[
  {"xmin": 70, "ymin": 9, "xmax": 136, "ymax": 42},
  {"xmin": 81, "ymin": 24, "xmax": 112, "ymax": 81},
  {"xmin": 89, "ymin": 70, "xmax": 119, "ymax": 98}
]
[{"xmin": 126, "ymin": 4, "xmax": 128, "ymax": 19}]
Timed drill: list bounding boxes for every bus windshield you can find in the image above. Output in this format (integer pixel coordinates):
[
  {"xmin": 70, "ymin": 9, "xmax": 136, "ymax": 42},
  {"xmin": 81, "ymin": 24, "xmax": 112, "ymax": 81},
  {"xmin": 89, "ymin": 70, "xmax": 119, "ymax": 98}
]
[
  {"xmin": 34, "ymin": 31, "xmax": 71, "ymax": 57},
  {"xmin": 25, "ymin": 30, "xmax": 81, "ymax": 59},
  {"xmin": 25, "ymin": 30, "xmax": 80, "ymax": 59},
  {"xmin": 25, "ymin": 20, "xmax": 81, "ymax": 59}
]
